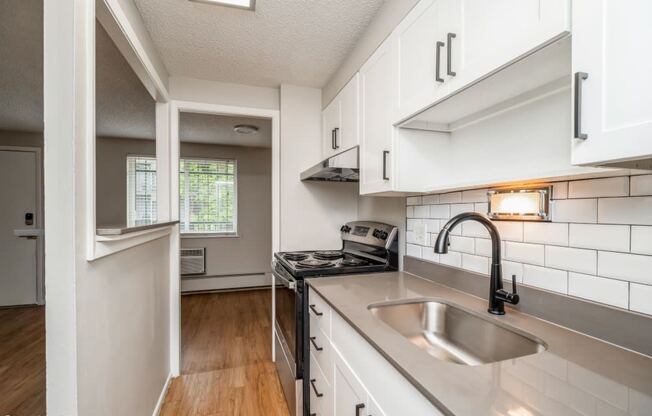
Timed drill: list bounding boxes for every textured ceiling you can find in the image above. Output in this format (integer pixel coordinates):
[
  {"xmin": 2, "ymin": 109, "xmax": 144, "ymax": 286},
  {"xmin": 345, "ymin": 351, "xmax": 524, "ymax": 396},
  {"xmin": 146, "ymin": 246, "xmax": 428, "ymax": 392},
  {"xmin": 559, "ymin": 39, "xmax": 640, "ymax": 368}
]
[
  {"xmin": 0, "ymin": 0, "xmax": 43, "ymax": 133},
  {"xmin": 1, "ymin": 1, "xmax": 267, "ymax": 147},
  {"xmin": 132, "ymin": 0, "xmax": 385, "ymax": 88}
]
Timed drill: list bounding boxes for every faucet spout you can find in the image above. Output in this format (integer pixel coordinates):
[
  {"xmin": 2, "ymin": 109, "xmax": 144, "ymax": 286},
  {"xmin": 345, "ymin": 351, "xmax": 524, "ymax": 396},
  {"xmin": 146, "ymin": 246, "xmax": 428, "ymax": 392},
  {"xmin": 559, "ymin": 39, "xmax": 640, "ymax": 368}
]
[{"xmin": 434, "ymin": 212, "xmax": 519, "ymax": 315}]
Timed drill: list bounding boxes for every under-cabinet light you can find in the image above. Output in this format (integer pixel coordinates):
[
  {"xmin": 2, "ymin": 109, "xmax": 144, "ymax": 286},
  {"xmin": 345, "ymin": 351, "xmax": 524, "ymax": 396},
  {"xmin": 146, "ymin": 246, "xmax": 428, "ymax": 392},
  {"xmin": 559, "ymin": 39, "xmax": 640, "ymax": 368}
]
[
  {"xmin": 189, "ymin": 0, "xmax": 255, "ymax": 10},
  {"xmin": 487, "ymin": 187, "xmax": 551, "ymax": 221}
]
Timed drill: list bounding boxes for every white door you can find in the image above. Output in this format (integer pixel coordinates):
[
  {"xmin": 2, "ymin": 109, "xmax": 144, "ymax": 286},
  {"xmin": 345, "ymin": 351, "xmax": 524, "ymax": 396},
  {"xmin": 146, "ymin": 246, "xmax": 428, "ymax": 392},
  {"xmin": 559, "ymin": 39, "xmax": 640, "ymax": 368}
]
[
  {"xmin": 333, "ymin": 355, "xmax": 367, "ymax": 416},
  {"xmin": 360, "ymin": 35, "xmax": 396, "ymax": 195},
  {"xmin": 571, "ymin": 0, "xmax": 652, "ymax": 165},
  {"xmin": 0, "ymin": 149, "xmax": 39, "ymax": 306},
  {"xmin": 395, "ymin": 0, "xmax": 448, "ymax": 122},
  {"xmin": 443, "ymin": 0, "xmax": 569, "ymax": 97}
]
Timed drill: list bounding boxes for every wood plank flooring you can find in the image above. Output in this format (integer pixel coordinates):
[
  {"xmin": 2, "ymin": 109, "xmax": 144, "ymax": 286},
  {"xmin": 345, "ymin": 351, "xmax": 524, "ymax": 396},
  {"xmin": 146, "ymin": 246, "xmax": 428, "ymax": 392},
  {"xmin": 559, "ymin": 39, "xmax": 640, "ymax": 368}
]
[
  {"xmin": 160, "ymin": 290, "xmax": 290, "ymax": 416},
  {"xmin": 0, "ymin": 306, "xmax": 46, "ymax": 416}
]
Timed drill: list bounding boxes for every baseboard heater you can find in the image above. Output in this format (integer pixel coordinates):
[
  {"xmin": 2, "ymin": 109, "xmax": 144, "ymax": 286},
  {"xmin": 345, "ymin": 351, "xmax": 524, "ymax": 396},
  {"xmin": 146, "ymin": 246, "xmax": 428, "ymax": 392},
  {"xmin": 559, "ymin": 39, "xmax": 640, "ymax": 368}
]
[{"xmin": 180, "ymin": 248, "xmax": 206, "ymax": 276}]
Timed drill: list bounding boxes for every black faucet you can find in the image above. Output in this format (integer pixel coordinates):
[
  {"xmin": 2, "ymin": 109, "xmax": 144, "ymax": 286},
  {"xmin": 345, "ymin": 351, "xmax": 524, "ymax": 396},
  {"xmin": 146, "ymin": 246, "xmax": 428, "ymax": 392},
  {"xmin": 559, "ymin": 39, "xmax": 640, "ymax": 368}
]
[{"xmin": 434, "ymin": 212, "xmax": 519, "ymax": 315}]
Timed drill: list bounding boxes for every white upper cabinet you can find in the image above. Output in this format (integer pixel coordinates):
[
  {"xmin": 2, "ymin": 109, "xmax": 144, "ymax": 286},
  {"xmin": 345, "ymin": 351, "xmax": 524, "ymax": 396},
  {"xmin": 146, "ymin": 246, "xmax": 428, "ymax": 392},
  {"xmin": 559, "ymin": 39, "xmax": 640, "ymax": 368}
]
[
  {"xmin": 571, "ymin": 0, "xmax": 652, "ymax": 167},
  {"xmin": 359, "ymin": 35, "xmax": 397, "ymax": 195},
  {"xmin": 395, "ymin": 0, "xmax": 448, "ymax": 122},
  {"xmin": 395, "ymin": 0, "xmax": 570, "ymax": 123},
  {"xmin": 322, "ymin": 74, "xmax": 360, "ymax": 159}
]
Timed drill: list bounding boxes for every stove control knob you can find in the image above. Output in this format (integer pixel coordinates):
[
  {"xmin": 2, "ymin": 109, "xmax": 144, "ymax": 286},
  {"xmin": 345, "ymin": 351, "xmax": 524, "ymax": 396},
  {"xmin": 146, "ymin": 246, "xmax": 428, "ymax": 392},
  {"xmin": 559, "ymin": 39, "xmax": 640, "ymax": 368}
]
[{"xmin": 340, "ymin": 225, "xmax": 351, "ymax": 233}]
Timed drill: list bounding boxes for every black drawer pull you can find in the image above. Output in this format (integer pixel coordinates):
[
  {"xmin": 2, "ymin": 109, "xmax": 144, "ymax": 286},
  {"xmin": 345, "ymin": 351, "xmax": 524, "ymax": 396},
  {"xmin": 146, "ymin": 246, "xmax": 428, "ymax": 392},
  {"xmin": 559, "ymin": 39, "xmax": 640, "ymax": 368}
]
[
  {"xmin": 309, "ymin": 336, "xmax": 324, "ymax": 351},
  {"xmin": 310, "ymin": 379, "xmax": 324, "ymax": 397},
  {"xmin": 309, "ymin": 304, "xmax": 323, "ymax": 316},
  {"xmin": 356, "ymin": 403, "xmax": 365, "ymax": 416}
]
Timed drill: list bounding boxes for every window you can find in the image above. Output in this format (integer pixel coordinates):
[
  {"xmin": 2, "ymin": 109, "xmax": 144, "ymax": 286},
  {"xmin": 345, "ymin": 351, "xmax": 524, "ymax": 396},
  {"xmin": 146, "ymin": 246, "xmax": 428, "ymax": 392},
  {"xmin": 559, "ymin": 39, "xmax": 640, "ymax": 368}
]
[
  {"xmin": 127, "ymin": 156, "xmax": 157, "ymax": 227},
  {"xmin": 180, "ymin": 158, "xmax": 237, "ymax": 235},
  {"xmin": 126, "ymin": 156, "xmax": 237, "ymax": 234}
]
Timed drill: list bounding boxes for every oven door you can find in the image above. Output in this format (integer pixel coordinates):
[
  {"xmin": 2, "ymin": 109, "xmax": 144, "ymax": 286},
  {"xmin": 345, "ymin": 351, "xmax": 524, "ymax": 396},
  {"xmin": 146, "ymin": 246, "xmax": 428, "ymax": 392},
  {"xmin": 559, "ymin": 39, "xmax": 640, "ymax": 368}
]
[{"xmin": 273, "ymin": 260, "xmax": 303, "ymax": 416}]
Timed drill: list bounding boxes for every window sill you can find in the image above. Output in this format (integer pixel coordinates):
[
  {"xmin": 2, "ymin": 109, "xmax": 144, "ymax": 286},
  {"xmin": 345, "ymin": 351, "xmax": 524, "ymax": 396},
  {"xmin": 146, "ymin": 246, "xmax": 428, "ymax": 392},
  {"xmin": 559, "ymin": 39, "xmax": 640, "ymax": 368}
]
[
  {"xmin": 180, "ymin": 232, "xmax": 239, "ymax": 239},
  {"xmin": 89, "ymin": 221, "xmax": 179, "ymax": 261}
]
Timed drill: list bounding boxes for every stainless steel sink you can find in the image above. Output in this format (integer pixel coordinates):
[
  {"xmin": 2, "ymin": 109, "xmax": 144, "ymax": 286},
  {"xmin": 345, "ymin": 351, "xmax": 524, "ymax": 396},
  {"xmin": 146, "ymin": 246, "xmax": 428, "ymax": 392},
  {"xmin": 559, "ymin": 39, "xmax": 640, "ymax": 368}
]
[{"xmin": 369, "ymin": 299, "xmax": 546, "ymax": 366}]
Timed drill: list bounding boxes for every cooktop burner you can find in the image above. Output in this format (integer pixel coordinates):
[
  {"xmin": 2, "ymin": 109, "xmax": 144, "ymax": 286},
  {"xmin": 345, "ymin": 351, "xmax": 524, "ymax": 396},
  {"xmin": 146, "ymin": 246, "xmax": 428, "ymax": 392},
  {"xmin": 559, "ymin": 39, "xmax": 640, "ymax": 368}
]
[
  {"xmin": 283, "ymin": 252, "xmax": 309, "ymax": 261},
  {"xmin": 340, "ymin": 257, "xmax": 369, "ymax": 267},
  {"xmin": 296, "ymin": 259, "xmax": 335, "ymax": 269},
  {"xmin": 313, "ymin": 250, "xmax": 344, "ymax": 260}
]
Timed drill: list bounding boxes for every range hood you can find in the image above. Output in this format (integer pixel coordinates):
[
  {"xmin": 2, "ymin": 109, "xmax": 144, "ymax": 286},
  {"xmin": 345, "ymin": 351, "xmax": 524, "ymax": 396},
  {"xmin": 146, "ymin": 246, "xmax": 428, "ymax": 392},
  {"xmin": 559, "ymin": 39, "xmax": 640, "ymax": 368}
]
[{"xmin": 300, "ymin": 146, "xmax": 359, "ymax": 182}]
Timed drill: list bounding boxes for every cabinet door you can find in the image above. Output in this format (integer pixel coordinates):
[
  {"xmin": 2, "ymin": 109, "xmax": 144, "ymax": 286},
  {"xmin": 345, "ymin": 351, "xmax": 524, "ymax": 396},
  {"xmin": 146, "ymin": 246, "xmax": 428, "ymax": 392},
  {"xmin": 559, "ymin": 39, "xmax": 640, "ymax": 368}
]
[
  {"xmin": 360, "ymin": 36, "xmax": 396, "ymax": 195},
  {"xmin": 333, "ymin": 355, "xmax": 367, "ymax": 416},
  {"xmin": 338, "ymin": 74, "xmax": 360, "ymax": 153},
  {"xmin": 442, "ymin": 0, "xmax": 569, "ymax": 98},
  {"xmin": 571, "ymin": 0, "xmax": 652, "ymax": 165},
  {"xmin": 395, "ymin": 0, "xmax": 448, "ymax": 121},
  {"xmin": 322, "ymin": 98, "xmax": 341, "ymax": 158}
]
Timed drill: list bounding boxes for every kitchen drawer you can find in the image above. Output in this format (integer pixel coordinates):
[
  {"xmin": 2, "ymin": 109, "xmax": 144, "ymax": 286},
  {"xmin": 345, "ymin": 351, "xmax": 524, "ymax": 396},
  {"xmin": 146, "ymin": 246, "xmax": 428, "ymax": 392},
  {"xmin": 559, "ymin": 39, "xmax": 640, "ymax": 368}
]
[
  {"xmin": 309, "ymin": 313, "xmax": 333, "ymax": 383},
  {"xmin": 309, "ymin": 352, "xmax": 332, "ymax": 416},
  {"xmin": 308, "ymin": 289, "xmax": 331, "ymax": 338}
]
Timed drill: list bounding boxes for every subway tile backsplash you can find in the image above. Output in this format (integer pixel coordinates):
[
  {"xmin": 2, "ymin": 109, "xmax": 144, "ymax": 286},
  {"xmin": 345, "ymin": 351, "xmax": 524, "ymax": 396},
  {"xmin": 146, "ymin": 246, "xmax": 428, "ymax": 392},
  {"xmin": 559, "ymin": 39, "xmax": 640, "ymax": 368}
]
[{"xmin": 405, "ymin": 174, "xmax": 652, "ymax": 316}]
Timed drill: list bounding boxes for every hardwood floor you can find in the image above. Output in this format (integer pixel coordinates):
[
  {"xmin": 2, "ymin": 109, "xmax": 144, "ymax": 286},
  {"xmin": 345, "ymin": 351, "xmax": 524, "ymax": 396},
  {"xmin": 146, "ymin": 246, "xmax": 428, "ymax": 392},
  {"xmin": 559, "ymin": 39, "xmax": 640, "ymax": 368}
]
[
  {"xmin": 0, "ymin": 306, "xmax": 46, "ymax": 416},
  {"xmin": 161, "ymin": 290, "xmax": 290, "ymax": 416}
]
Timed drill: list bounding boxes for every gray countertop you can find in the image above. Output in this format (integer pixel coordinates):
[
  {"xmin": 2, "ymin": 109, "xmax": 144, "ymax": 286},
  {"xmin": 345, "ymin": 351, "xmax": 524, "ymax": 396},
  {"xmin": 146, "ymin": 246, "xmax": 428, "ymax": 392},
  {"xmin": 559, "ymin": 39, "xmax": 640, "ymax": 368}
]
[{"xmin": 307, "ymin": 272, "xmax": 652, "ymax": 416}]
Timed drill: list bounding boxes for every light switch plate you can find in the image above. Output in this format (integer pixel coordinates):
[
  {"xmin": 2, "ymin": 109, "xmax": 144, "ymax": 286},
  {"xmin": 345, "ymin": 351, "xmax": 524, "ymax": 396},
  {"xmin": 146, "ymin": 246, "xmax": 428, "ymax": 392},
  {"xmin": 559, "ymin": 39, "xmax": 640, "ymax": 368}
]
[{"xmin": 414, "ymin": 223, "xmax": 427, "ymax": 245}]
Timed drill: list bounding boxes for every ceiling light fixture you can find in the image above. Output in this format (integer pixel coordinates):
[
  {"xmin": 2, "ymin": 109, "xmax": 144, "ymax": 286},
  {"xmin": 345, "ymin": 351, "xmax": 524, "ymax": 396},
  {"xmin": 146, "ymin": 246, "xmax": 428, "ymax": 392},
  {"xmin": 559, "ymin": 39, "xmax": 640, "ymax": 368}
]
[
  {"xmin": 233, "ymin": 124, "xmax": 259, "ymax": 134},
  {"xmin": 189, "ymin": 0, "xmax": 255, "ymax": 10}
]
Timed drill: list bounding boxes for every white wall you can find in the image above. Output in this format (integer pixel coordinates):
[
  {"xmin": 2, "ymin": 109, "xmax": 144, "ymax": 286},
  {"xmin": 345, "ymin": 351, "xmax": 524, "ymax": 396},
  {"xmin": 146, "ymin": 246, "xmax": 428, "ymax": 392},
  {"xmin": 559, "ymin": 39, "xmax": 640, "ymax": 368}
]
[
  {"xmin": 170, "ymin": 77, "xmax": 279, "ymax": 110},
  {"xmin": 279, "ymin": 85, "xmax": 359, "ymax": 251},
  {"xmin": 44, "ymin": 0, "xmax": 173, "ymax": 414}
]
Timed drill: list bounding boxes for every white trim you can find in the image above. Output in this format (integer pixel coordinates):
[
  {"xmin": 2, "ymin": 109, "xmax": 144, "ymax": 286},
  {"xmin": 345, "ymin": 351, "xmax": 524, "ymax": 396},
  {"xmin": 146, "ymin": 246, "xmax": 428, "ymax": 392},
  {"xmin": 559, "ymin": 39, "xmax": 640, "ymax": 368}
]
[
  {"xmin": 0, "ymin": 146, "xmax": 44, "ymax": 304},
  {"xmin": 180, "ymin": 273, "xmax": 271, "ymax": 292},
  {"xmin": 152, "ymin": 372, "xmax": 173, "ymax": 416},
  {"xmin": 94, "ymin": 225, "xmax": 173, "ymax": 260},
  {"xmin": 169, "ymin": 100, "xmax": 281, "ymax": 376},
  {"xmin": 86, "ymin": 1, "xmax": 171, "ymax": 262}
]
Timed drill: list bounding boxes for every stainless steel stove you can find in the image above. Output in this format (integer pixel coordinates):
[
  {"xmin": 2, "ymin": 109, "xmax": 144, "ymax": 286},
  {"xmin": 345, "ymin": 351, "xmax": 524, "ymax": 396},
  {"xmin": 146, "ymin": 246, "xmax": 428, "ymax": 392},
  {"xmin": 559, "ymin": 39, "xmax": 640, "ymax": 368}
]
[{"xmin": 272, "ymin": 221, "xmax": 399, "ymax": 416}]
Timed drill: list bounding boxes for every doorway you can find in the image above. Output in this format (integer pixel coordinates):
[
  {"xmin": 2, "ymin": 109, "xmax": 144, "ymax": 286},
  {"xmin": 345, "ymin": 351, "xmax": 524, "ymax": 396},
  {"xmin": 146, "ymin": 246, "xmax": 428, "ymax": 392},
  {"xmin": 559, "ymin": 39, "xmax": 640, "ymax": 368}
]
[{"xmin": 0, "ymin": 0, "xmax": 46, "ymax": 414}]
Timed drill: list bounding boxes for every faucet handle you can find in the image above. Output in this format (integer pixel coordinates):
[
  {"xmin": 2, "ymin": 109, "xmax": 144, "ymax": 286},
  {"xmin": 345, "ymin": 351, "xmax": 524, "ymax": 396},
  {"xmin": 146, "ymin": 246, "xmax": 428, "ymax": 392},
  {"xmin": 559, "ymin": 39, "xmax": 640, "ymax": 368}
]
[
  {"xmin": 509, "ymin": 274, "xmax": 520, "ymax": 305},
  {"xmin": 511, "ymin": 274, "xmax": 518, "ymax": 294}
]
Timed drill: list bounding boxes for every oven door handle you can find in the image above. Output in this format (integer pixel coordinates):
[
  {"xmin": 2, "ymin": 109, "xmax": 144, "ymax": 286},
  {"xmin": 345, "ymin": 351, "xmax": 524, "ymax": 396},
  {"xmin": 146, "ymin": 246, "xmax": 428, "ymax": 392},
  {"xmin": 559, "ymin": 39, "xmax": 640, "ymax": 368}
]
[{"xmin": 272, "ymin": 260, "xmax": 297, "ymax": 291}]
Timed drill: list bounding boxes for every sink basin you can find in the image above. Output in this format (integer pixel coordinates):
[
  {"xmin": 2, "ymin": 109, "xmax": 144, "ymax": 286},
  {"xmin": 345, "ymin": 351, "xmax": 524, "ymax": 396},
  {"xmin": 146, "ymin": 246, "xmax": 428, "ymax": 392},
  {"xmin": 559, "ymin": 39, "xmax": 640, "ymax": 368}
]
[{"xmin": 369, "ymin": 299, "xmax": 546, "ymax": 366}]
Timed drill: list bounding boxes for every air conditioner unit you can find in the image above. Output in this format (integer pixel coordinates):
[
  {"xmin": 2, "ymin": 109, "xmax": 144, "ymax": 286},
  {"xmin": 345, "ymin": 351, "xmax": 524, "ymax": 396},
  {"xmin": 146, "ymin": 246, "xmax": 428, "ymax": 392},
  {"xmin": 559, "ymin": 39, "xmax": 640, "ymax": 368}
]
[{"xmin": 180, "ymin": 248, "xmax": 206, "ymax": 276}]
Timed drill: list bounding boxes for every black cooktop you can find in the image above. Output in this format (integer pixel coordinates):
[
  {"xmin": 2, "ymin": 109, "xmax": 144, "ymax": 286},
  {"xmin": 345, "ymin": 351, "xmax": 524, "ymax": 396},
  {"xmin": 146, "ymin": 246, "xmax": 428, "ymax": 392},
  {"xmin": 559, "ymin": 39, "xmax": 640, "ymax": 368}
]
[{"xmin": 274, "ymin": 250, "xmax": 393, "ymax": 279}]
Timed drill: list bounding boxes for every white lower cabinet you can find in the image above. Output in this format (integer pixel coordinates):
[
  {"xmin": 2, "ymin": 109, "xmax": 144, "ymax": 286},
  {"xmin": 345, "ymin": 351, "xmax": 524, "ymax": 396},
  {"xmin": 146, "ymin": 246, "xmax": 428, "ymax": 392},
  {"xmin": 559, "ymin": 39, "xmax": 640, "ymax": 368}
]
[{"xmin": 308, "ymin": 290, "xmax": 443, "ymax": 416}]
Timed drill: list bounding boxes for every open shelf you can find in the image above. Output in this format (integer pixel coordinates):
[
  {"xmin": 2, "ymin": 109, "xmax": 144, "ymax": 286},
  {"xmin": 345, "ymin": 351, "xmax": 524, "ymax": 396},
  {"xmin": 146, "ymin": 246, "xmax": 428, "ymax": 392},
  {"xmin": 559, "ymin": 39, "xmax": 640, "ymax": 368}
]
[{"xmin": 398, "ymin": 36, "xmax": 571, "ymax": 133}]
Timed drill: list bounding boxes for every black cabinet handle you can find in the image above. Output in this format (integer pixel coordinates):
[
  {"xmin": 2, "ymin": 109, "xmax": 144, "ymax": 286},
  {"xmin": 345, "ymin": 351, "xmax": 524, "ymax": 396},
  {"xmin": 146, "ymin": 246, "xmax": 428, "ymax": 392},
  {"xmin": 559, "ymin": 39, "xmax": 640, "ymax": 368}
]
[
  {"xmin": 382, "ymin": 150, "xmax": 390, "ymax": 180},
  {"xmin": 309, "ymin": 336, "xmax": 324, "ymax": 351},
  {"xmin": 356, "ymin": 403, "xmax": 365, "ymax": 416},
  {"xmin": 435, "ymin": 41, "xmax": 445, "ymax": 83},
  {"xmin": 574, "ymin": 72, "xmax": 588, "ymax": 140},
  {"xmin": 310, "ymin": 379, "xmax": 323, "ymax": 397},
  {"xmin": 309, "ymin": 304, "xmax": 323, "ymax": 316},
  {"xmin": 331, "ymin": 129, "xmax": 336, "ymax": 149},
  {"xmin": 334, "ymin": 127, "xmax": 340, "ymax": 149},
  {"xmin": 447, "ymin": 33, "xmax": 456, "ymax": 76}
]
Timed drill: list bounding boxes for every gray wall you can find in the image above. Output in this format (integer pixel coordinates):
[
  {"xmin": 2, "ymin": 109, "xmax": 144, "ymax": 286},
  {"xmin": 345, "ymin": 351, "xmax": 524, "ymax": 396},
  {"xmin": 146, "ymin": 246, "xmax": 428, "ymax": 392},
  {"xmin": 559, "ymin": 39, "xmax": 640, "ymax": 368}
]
[
  {"xmin": 180, "ymin": 142, "xmax": 272, "ymax": 276},
  {"xmin": 96, "ymin": 137, "xmax": 272, "ymax": 276},
  {"xmin": 0, "ymin": 129, "xmax": 43, "ymax": 148},
  {"xmin": 96, "ymin": 136, "xmax": 156, "ymax": 227}
]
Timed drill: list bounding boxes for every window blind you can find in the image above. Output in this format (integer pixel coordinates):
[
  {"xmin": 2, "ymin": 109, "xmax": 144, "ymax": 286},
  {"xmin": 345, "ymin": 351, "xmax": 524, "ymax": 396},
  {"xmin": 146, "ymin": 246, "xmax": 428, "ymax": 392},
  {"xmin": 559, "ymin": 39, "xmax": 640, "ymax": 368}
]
[
  {"xmin": 126, "ymin": 156, "xmax": 157, "ymax": 227},
  {"xmin": 179, "ymin": 158, "xmax": 237, "ymax": 234}
]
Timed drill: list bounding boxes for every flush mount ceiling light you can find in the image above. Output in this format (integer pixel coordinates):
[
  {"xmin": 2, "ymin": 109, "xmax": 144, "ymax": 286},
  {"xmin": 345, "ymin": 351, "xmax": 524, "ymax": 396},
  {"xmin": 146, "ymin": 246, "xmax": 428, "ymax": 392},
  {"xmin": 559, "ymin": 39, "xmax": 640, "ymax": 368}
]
[
  {"xmin": 233, "ymin": 124, "xmax": 259, "ymax": 134},
  {"xmin": 189, "ymin": 0, "xmax": 255, "ymax": 10},
  {"xmin": 487, "ymin": 186, "xmax": 551, "ymax": 221}
]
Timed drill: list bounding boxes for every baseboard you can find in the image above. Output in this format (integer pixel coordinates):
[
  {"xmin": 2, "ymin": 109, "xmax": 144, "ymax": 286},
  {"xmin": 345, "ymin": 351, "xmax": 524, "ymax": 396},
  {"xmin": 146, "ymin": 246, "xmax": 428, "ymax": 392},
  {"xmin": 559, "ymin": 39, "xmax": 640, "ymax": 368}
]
[
  {"xmin": 152, "ymin": 372, "xmax": 172, "ymax": 416},
  {"xmin": 180, "ymin": 273, "xmax": 272, "ymax": 293}
]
